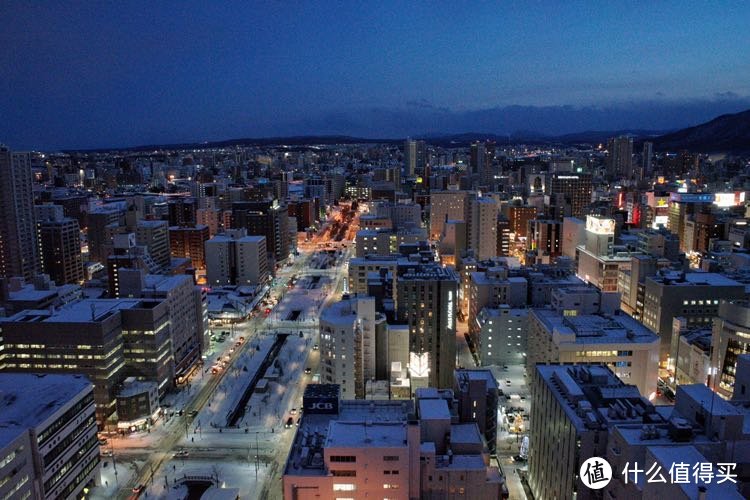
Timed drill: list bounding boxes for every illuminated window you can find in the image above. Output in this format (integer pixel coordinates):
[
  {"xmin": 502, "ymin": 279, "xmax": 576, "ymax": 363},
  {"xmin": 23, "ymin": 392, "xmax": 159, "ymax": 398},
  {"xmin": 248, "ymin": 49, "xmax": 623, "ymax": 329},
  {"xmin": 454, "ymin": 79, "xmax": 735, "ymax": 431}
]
[{"xmin": 333, "ymin": 484, "xmax": 356, "ymax": 491}]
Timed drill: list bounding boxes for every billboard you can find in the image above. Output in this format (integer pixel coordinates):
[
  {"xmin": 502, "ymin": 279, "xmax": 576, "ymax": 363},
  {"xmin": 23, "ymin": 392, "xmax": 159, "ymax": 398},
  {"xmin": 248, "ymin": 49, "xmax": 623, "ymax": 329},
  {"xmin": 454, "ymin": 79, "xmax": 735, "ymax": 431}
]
[
  {"xmin": 586, "ymin": 216, "xmax": 615, "ymax": 235},
  {"xmin": 714, "ymin": 192, "xmax": 746, "ymax": 207}
]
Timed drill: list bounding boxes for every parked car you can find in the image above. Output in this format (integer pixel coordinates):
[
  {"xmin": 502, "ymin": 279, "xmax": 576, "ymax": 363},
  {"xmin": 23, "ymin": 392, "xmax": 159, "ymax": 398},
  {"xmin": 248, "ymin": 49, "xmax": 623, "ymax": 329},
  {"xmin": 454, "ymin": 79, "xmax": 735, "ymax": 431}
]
[{"xmin": 285, "ymin": 417, "xmax": 294, "ymax": 428}]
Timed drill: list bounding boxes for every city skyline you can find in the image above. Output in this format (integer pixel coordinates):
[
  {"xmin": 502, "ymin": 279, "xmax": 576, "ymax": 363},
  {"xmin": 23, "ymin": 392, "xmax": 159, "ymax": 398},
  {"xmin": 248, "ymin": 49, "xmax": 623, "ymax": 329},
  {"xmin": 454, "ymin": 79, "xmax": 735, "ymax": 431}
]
[{"xmin": 2, "ymin": 2, "xmax": 750, "ymax": 149}]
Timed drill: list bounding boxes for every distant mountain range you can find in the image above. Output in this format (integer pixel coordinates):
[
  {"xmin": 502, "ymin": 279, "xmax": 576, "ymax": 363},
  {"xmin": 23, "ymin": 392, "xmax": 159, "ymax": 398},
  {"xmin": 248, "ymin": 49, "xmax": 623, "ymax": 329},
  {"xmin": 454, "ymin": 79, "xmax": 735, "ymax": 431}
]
[
  {"xmin": 650, "ymin": 109, "xmax": 750, "ymax": 153},
  {"xmin": 64, "ymin": 108, "xmax": 750, "ymax": 154}
]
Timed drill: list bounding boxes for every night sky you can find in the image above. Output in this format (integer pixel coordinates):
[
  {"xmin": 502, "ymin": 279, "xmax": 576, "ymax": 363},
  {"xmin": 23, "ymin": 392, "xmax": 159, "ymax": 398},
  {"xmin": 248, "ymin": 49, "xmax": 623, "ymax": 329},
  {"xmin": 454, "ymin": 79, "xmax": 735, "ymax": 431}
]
[{"xmin": 2, "ymin": 1, "xmax": 749, "ymax": 150}]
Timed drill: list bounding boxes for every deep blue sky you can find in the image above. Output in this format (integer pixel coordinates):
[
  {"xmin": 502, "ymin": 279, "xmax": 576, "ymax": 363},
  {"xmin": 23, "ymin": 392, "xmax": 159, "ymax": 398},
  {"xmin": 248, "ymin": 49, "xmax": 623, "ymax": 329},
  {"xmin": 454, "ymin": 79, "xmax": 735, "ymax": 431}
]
[{"xmin": 2, "ymin": 1, "xmax": 750, "ymax": 150}]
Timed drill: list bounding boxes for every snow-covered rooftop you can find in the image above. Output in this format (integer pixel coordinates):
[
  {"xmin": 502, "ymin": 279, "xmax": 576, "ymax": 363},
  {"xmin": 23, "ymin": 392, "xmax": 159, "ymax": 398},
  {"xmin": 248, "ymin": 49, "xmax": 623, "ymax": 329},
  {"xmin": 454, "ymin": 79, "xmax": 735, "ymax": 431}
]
[{"xmin": 0, "ymin": 373, "xmax": 92, "ymax": 448}]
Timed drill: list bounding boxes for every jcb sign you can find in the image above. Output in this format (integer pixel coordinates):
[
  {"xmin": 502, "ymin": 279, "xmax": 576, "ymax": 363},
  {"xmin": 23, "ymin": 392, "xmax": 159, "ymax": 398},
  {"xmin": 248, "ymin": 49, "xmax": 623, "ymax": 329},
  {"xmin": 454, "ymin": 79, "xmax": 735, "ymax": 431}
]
[{"xmin": 304, "ymin": 397, "xmax": 339, "ymax": 415}]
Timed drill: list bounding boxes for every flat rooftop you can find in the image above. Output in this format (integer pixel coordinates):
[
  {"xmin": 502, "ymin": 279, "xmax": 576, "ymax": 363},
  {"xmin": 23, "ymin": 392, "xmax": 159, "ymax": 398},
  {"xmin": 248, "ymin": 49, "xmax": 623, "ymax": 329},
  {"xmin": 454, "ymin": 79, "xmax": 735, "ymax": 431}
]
[
  {"xmin": 0, "ymin": 373, "xmax": 92, "ymax": 448},
  {"xmin": 284, "ymin": 399, "xmax": 413, "ymax": 477},
  {"xmin": 3, "ymin": 298, "xmax": 144, "ymax": 324},
  {"xmin": 650, "ymin": 271, "xmax": 742, "ymax": 287},
  {"xmin": 325, "ymin": 421, "xmax": 407, "ymax": 448},
  {"xmin": 533, "ymin": 309, "xmax": 659, "ymax": 345}
]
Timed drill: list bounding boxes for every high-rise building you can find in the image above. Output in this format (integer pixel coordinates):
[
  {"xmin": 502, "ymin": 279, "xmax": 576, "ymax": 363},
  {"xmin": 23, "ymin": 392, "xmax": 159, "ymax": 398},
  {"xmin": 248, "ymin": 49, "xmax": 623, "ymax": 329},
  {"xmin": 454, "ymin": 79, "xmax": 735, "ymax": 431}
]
[
  {"xmin": 319, "ymin": 295, "xmax": 383, "ymax": 398},
  {"xmin": 404, "ymin": 138, "xmax": 427, "ymax": 177},
  {"xmin": 36, "ymin": 204, "xmax": 84, "ymax": 285},
  {"xmin": 548, "ymin": 172, "xmax": 593, "ymax": 219},
  {"xmin": 468, "ymin": 197, "xmax": 497, "ymax": 260},
  {"xmin": 0, "ymin": 145, "xmax": 39, "ymax": 280},
  {"xmin": 606, "ymin": 136, "xmax": 633, "ymax": 178},
  {"xmin": 470, "ymin": 141, "xmax": 496, "ymax": 186},
  {"xmin": 0, "ymin": 374, "xmax": 100, "ymax": 499},
  {"xmin": 529, "ymin": 364, "xmax": 652, "ymax": 500},
  {"xmin": 205, "ymin": 229, "xmax": 269, "ymax": 287},
  {"xmin": 167, "ymin": 197, "xmax": 197, "ymax": 227},
  {"xmin": 134, "ymin": 219, "xmax": 170, "ymax": 271},
  {"xmin": 642, "ymin": 141, "xmax": 653, "ymax": 179},
  {"xmin": 429, "ymin": 190, "xmax": 474, "ymax": 240},
  {"xmin": 169, "ymin": 224, "xmax": 210, "ymax": 268},
  {"xmin": 507, "ymin": 204, "xmax": 537, "ymax": 239},
  {"xmin": 232, "ymin": 200, "xmax": 290, "ymax": 263},
  {"xmin": 527, "ymin": 218, "xmax": 562, "ymax": 262},
  {"xmin": 396, "ymin": 265, "xmax": 459, "ymax": 389}
]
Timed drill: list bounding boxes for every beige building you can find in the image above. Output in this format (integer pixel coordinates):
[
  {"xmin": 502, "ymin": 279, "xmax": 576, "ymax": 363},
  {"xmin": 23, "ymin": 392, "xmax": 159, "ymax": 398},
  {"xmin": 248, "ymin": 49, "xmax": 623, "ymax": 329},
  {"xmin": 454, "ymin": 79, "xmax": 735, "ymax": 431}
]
[
  {"xmin": 319, "ymin": 295, "xmax": 382, "ymax": 399},
  {"xmin": 429, "ymin": 190, "xmax": 474, "ymax": 240},
  {"xmin": 527, "ymin": 309, "xmax": 660, "ymax": 396}
]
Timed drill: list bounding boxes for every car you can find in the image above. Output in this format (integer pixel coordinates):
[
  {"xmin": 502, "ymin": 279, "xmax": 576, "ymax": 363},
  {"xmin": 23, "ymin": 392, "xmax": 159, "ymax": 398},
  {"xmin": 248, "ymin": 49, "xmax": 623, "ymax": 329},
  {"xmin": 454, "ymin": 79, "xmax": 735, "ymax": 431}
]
[
  {"xmin": 290, "ymin": 408, "xmax": 297, "ymax": 415},
  {"xmin": 304, "ymin": 367, "xmax": 312, "ymax": 374},
  {"xmin": 229, "ymin": 348, "xmax": 235, "ymax": 354},
  {"xmin": 312, "ymin": 344, "xmax": 319, "ymax": 351},
  {"xmin": 100, "ymin": 449, "xmax": 113, "ymax": 457},
  {"xmin": 132, "ymin": 485, "xmax": 145, "ymax": 494},
  {"xmin": 513, "ymin": 455, "xmax": 527, "ymax": 463},
  {"xmin": 285, "ymin": 417, "xmax": 294, "ymax": 428},
  {"xmin": 189, "ymin": 410, "xmax": 199, "ymax": 417},
  {"xmin": 173, "ymin": 450, "xmax": 189, "ymax": 458},
  {"xmin": 239, "ymin": 336, "xmax": 245, "ymax": 342},
  {"xmin": 506, "ymin": 380, "xmax": 512, "ymax": 386},
  {"xmin": 296, "ymin": 418, "xmax": 301, "ymax": 427},
  {"xmin": 520, "ymin": 395, "xmax": 526, "ymax": 400}
]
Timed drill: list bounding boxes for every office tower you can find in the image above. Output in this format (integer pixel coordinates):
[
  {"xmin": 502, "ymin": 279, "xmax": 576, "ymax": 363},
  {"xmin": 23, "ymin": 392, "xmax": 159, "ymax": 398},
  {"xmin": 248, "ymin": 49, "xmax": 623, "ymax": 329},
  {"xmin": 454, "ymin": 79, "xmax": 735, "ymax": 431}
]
[
  {"xmin": 496, "ymin": 216, "xmax": 511, "ymax": 256},
  {"xmin": 169, "ymin": 224, "xmax": 210, "ymax": 269},
  {"xmin": 404, "ymin": 138, "xmax": 427, "ymax": 177},
  {"xmin": 205, "ymin": 229, "xmax": 270, "ymax": 286},
  {"xmin": 283, "ymin": 384, "xmax": 506, "ymax": 499},
  {"xmin": 470, "ymin": 141, "xmax": 496, "ymax": 186},
  {"xmin": 135, "ymin": 273, "xmax": 208, "ymax": 381},
  {"xmin": 548, "ymin": 172, "xmax": 593, "ymax": 219},
  {"xmin": 606, "ymin": 136, "xmax": 633, "ymax": 178},
  {"xmin": 506, "ymin": 204, "xmax": 537, "ymax": 238},
  {"xmin": 468, "ymin": 197, "xmax": 498, "ymax": 260},
  {"xmin": 396, "ymin": 265, "xmax": 459, "ymax": 389},
  {"xmin": 527, "ymin": 219, "xmax": 562, "ymax": 262},
  {"xmin": 642, "ymin": 141, "xmax": 653, "ymax": 179},
  {"xmin": 36, "ymin": 205, "xmax": 84, "ymax": 285},
  {"xmin": 319, "ymin": 295, "xmax": 381, "ymax": 398},
  {"xmin": 0, "ymin": 374, "xmax": 99, "ymax": 499},
  {"xmin": 167, "ymin": 197, "xmax": 197, "ymax": 227},
  {"xmin": 642, "ymin": 271, "xmax": 744, "ymax": 363},
  {"xmin": 0, "ymin": 145, "xmax": 39, "ymax": 280},
  {"xmin": 529, "ymin": 365, "xmax": 655, "ymax": 500}
]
